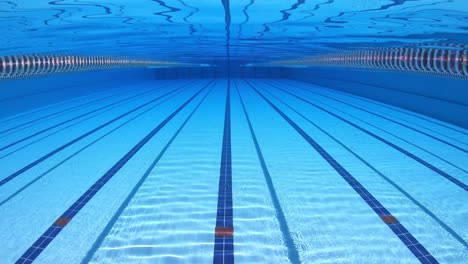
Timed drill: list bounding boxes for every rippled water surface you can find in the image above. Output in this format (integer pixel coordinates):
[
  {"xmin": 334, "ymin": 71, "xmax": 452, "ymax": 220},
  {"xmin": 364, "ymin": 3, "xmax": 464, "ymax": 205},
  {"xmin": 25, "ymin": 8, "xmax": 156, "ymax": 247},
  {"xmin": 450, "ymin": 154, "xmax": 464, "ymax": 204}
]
[{"xmin": 1, "ymin": 0, "xmax": 467, "ymax": 64}]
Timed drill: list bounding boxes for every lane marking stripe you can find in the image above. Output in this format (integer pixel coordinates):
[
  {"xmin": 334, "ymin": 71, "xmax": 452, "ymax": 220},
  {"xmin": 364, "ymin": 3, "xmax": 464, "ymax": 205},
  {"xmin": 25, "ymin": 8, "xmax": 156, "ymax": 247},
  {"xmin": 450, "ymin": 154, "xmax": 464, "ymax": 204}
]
[
  {"xmin": 281, "ymin": 81, "xmax": 468, "ymax": 152},
  {"xmin": 258, "ymin": 82, "xmax": 467, "ymax": 248},
  {"xmin": 15, "ymin": 82, "xmax": 212, "ymax": 264},
  {"xmin": 247, "ymin": 80, "xmax": 439, "ymax": 264},
  {"xmin": 80, "ymin": 81, "xmax": 216, "ymax": 263},
  {"xmin": 0, "ymin": 82, "xmax": 198, "ymax": 208},
  {"xmin": 0, "ymin": 84, "xmax": 166, "ymax": 152},
  {"xmin": 0, "ymin": 81, "xmax": 196, "ymax": 188},
  {"xmin": 263, "ymin": 82, "xmax": 468, "ymax": 191}
]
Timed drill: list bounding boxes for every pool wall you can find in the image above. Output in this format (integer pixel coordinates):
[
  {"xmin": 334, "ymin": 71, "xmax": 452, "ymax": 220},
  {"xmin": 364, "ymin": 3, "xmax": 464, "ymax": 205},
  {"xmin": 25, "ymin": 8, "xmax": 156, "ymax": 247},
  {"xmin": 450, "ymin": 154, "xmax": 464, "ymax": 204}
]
[
  {"xmin": 0, "ymin": 69, "xmax": 156, "ymax": 119},
  {"xmin": 2, "ymin": 66, "xmax": 467, "ymax": 129},
  {"xmin": 153, "ymin": 66, "xmax": 289, "ymax": 79},
  {"xmin": 286, "ymin": 67, "xmax": 468, "ymax": 128}
]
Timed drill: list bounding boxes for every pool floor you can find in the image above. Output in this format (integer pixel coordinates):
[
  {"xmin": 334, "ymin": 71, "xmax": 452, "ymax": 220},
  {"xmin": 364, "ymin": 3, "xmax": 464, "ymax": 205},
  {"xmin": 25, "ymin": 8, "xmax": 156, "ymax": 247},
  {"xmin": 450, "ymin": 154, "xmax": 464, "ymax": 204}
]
[{"xmin": 0, "ymin": 79, "xmax": 466, "ymax": 264}]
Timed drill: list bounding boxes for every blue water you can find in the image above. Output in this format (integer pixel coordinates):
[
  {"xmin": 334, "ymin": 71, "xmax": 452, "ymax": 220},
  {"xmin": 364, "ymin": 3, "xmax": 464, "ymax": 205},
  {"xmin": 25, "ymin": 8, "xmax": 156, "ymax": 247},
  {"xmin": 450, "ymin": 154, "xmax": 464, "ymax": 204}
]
[
  {"xmin": 2, "ymin": 1, "xmax": 467, "ymax": 63},
  {"xmin": 1, "ymin": 1, "xmax": 467, "ymax": 264}
]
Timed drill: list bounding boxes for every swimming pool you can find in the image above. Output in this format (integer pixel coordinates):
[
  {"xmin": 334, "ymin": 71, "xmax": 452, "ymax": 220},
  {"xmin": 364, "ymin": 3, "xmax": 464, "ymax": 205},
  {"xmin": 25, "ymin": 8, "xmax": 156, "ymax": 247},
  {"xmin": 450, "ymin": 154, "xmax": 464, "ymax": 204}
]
[{"xmin": 1, "ymin": 1, "xmax": 467, "ymax": 264}]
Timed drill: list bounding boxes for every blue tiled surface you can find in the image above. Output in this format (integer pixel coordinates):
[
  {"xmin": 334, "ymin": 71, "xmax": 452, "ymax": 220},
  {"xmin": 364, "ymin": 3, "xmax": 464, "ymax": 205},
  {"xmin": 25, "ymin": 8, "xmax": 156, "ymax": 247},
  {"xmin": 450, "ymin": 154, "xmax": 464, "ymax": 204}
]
[
  {"xmin": 0, "ymin": 85, "xmax": 134, "ymax": 135},
  {"xmin": 258, "ymin": 82, "xmax": 467, "ymax": 248},
  {"xmin": 14, "ymin": 84, "xmax": 208, "ymax": 264},
  {"xmin": 273, "ymin": 81, "xmax": 468, "ymax": 175},
  {"xmin": 0, "ymin": 79, "xmax": 465, "ymax": 263},
  {"xmin": 0, "ymin": 82, "xmax": 196, "ymax": 188},
  {"xmin": 0, "ymin": 85, "xmax": 160, "ymax": 152},
  {"xmin": 286, "ymin": 83, "xmax": 468, "ymax": 154},
  {"xmin": 79, "ymin": 82, "xmax": 216, "ymax": 263},
  {"xmin": 264, "ymin": 82, "xmax": 468, "ymax": 192},
  {"xmin": 235, "ymin": 81, "xmax": 302, "ymax": 264},
  {"xmin": 248, "ymin": 81, "xmax": 440, "ymax": 264}
]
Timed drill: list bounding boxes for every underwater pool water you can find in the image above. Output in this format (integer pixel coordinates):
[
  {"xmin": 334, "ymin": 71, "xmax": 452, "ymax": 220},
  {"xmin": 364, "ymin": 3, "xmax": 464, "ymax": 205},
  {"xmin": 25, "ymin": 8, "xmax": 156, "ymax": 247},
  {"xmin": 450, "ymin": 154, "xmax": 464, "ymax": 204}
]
[{"xmin": 0, "ymin": 1, "xmax": 467, "ymax": 264}]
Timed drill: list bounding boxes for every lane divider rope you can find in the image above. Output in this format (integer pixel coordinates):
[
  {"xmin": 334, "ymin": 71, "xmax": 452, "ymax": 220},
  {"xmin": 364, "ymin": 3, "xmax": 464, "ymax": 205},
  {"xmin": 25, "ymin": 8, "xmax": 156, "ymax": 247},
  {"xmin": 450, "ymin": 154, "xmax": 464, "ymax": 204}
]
[
  {"xmin": 0, "ymin": 54, "xmax": 183, "ymax": 80},
  {"xmin": 262, "ymin": 47, "xmax": 468, "ymax": 79}
]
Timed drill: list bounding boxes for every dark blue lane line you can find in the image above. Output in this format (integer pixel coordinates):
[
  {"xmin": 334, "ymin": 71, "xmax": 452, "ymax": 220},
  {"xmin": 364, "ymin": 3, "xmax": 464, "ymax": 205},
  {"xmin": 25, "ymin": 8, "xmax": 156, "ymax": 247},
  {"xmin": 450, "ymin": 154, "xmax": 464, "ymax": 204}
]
[
  {"xmin": 245, "ymin": 81, "xmax": 440, "ymax": 264},
  {"xmin": 0, "ymin": 80, "xmax": 112, "ymax": 107},
  {"xmin": 0, "ymin": 81, "xmax": 198, "ymax": 188},
  {"xmin": 0, "ymin": 84, "xmax": 166, "ymax": 152},
  {"xmin": 0, "ymin": 86, "xmax": 71, "ymax": 105},
  {"xmin": 0, "ymin": 84, "xmax": 147, "ymax": 139},
  {"xmin": 0, "ymin": 84, "xmax": 137, "ymax": 135},
  {"xmin": 0, "ymin": 83, "xmax": 142, "ymax": 135},
  {"xmin": 261, "ymin": 82, "xmax": 468, "ymax": 192},
  {"xmin": 80, "ymin": 82, "xmax": 216, "ymax": 264},
  {"xmin": 0, "ymin": 89, "xmax": 110, "ymax": 127},
  {"xmin": 264, "ymin": 81, "xmax": 468, "ymax": 174},
  {"xmin": 287, "ymin": 76, "xmax": 468, "ymax": 108},
  {"xmin": 333, "ymin": 87, "xmax": 468, "ymax": 136},
  {"xmin": 259, "ymin": 0, "xmax": 306, "ymax": 35},
  {"xmin": 0, "ymin": 84, "xmax": 165, "ymax": 147},
  {"xmin": 0, "ymin": 81, "xmax": 201, "ymax": 208},
  {"xmin": 0, "ymin": 83, "xmax": 191, "ymax": 161},
  {"xmin": 282, "ymin": 81, "xmax": 468, "ymax": 151},
  {"xmin": 258, "ymin": 83, "xmax": 467, "ymax": 249},
  {"xmin": 234, "ymin": 81, "xmax": 302, "ymax": 264},
  {"xmin": 0, "ymin": 87, "xmax": 186, "ymax": 160},
  {"xmin": 15, "ymin": 82, "xmax": 211, "ymax": 264},
  {"xmin": 281, "ymin": 80, "xmax": 468, "ymax": 137},
  {"xmin": 289, "ymin": 80, "xmax": 468, "ymax": 148},
  {"xmin": 213, "ymin": 80, "xmax": 234, "ymax": 264},
  {"xmin": 296, "ymin": 0, "xmax": 333, "ymax": 21}
]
